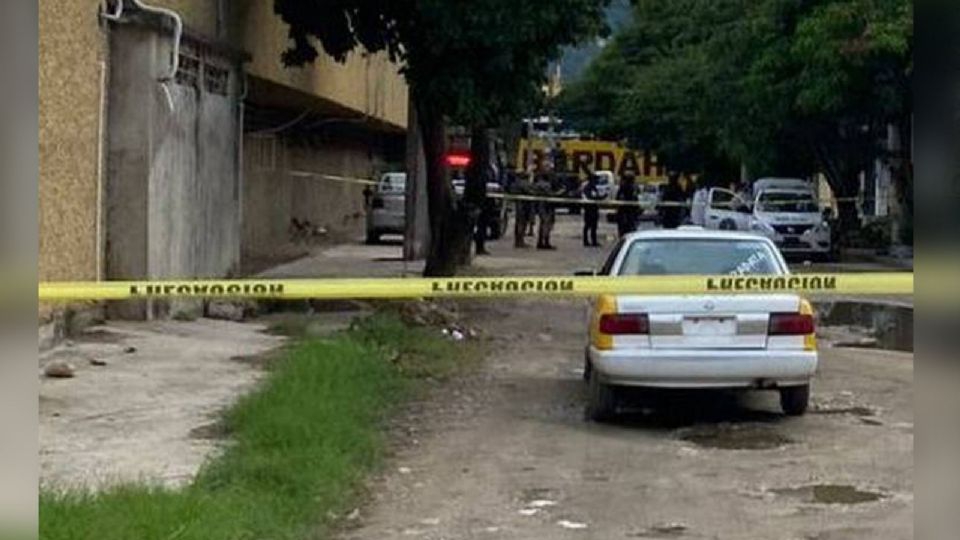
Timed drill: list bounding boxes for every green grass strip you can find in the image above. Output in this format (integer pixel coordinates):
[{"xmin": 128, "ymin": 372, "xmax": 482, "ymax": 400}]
[{"xmin": 41, "ymin": 313, "xmax": 469, "ymax": 540}]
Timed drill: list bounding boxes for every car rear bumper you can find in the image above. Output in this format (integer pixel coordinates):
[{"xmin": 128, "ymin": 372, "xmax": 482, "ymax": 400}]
[
  {"xmin": 369, "ymin": 210, "xmax": 405, "ymax": 232},
  {"xmin": 588, "ymin": 346, "xmax": 817, "ymax": 388}
]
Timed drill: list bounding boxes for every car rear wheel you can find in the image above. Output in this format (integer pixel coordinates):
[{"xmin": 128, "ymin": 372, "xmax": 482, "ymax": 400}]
[
  {"xmin": 365, "ymin": 230, "xmax": 380, "ymax": 245},
  {"xmin": 780, "ymin": 384, "xmax": 810, "ymax": 416},
  {"xmin": 586, "ymin": 370, "xmax": 617, "ymax": 422}
]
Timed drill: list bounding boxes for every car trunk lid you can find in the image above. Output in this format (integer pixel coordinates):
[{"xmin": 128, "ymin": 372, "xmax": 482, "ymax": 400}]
[{"xmin": 616, "ymin": 294, "xmax": 801, "ymax": 349}]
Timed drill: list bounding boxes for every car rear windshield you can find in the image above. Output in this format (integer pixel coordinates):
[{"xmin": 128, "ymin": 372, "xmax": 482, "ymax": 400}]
[
  {"xmin": 757, "ymin": 191, "xmax": 818, "ymax": 213},
  {"xmin": 618, "ymin": 239, "xmax": 782, "ymax": 276},
  {"xmin": 380, "ymin": 175, "xmax": 406, "ymax": 192}
]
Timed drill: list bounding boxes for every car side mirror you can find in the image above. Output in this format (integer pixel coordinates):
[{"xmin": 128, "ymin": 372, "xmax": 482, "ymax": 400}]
[{"xmin": 574, "ymin": 270, "xmax": 596, "ymax": 277}]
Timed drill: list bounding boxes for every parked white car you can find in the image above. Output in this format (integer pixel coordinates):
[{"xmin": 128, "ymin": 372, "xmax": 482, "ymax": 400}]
[
  {"xmin": 690, "ymin": 180, "xmax": 831, "ymax": 259},
  {"xmin": 366, "ymin": 172, "xmax": 407, "ymax": 244},
  {"xmin": 750, "ymin": 188, "xmax": 831, "ymax": 258},
  {"xmin": 583, "ymin": 228, "xmax": 818, "ymax": 421},
  {"xmin": 593, "ymin": 170, "xmax": 616, "ymax": 200},
  {"xmin": 637, "ymin": 182, "xmax": 663, "ymax": 219}
]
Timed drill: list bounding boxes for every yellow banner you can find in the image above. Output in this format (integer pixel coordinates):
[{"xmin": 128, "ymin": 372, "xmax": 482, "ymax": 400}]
[
  {"xmin": 39, "ymin": 273, "xmax": 913, "ymax": 302},
  {"xmin": 515, "ymin": 138, "xmax": 667, "ymax": 182}
]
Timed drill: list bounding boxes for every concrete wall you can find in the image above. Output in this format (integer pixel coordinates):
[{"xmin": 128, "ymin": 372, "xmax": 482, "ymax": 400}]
[
  {"xmin": 106, "ymin": 25, "xmax": 241, "ymax": 318},
  {"xmin": 241, "ymin": 133, "xmax": 400, "ymax": 269},
  {"xmin": 39, "ymin": 0, "xmax": 409, "ymax": 319}
]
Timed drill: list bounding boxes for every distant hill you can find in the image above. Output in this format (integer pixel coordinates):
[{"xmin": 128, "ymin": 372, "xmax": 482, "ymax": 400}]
[{"xmin": 558, "ymin": 0, "xmax": 632, "ymax": 83}]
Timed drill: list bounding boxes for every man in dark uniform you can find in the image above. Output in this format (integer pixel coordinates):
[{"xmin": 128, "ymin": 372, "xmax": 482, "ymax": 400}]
[
  {"xmin": 473, "ymin": 161, "xmax": 497, "ymax": 256},
  {"xmin": 535, "ymin": 173, "xmax": 561, "ymax": 250},
  {"xmin": 659, "ymin": 172, "xmax": 686, "ymax": 229},
  {"xmin": 615, "ymin": 173, "xmax": 640, "ymax": 237},
  {"xmin": 511, "ymin": 172, "xmax": 534, "ymax": 248},
  {"xmin": 581, "ymin": 174, "xmax": 603, "ymax": 246}
]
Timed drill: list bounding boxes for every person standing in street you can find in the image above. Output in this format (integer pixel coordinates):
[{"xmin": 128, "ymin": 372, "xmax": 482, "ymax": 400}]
[
  {"xmin": 535, "ymin": 173, "xmax": 559, "ymax": 250},
  {"xmin": 511, "ymin": 171, "xmax": 534, "ymax": 248},
  {"xmin": 659, "ymin": 172, "xmax": 685, "ymax": 229},
  {"xmin": 473, "ymin": 161, "xmax": 497, "ymax": 256},
  {"xmin": 615, "ymin": 173, "xmax": 640, "ymax": 237},
  {"xmin": 581, "ymin": 174, "xmax": 603, "ymax": 247}
]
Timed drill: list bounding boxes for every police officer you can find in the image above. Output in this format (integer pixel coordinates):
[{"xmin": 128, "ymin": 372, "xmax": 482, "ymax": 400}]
[
  {"xmin": 615, "ymin": 173, "xmax": 640, "ymax": 237},
  {"xmin": 535, "ymin": 173, "xmax": 560, "ymax": 250},
  {"xmin": 659, "ymin": 172, "xmax": 685, "ymax": 229},
  {"xmin": 511, "ymin": 172, "xmax": 534, "ymax": 248},
  {"xmin": 581, "ymin": 174, "xmax": 603, "ymax": 247}
]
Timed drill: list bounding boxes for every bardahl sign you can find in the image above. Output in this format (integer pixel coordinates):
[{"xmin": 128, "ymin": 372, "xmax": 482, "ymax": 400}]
[{"xmin": 515, "ymin": 139, "xmax": 667, "ymax": 180}]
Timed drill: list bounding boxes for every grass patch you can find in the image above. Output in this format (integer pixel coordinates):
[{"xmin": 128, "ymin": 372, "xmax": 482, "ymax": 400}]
[{"xmin": 41, "ymin": 313, "xmax": 476, "ymax": 540}]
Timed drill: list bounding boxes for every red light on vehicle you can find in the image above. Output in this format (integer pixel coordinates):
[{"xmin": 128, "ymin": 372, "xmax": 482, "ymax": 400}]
[
  {"xmin": 768, "ymin": 313, "xmax": 814, "ymax": 335},
  {"xmin": 599, "ymin": 313, "xmax": 649, "ymax": 335},
  {"xmin": 445, "ymin": 153, "xmax": 471, "ymax": 167}
]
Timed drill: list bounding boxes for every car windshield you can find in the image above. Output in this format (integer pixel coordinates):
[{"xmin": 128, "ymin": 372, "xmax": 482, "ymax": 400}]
[
  {"xmin": 618, "ymin": 239, "xmax": 782, "ymax": 276},
  {"xmin": 757, "ymin": 191, "xmax": 818, "ymax": 213},
  {"xmin": 380, "ymin": 175, "xmax": 406, "ymax": 193}
]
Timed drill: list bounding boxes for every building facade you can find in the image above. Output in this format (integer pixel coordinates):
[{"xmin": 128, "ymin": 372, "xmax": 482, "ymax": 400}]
[{"xmin": 40, "ymin": 0, "xmax": 408, "ymax": 319}]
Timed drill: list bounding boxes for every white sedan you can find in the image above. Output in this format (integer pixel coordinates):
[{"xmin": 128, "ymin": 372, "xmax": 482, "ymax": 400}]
[{"xmin": 584, "ymin": 228, "xmax": 818, "ymax": 421}]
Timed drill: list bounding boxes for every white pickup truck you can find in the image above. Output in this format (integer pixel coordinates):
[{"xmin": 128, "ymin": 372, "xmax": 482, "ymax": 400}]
[{"xmin": 690, "ymin": 178, "xmax": 832, "ymax": 260}]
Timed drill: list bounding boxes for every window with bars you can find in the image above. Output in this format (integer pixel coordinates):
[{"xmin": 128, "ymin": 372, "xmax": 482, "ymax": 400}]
[
  {"xmin": 175, "ymin": 53, "xmax": 200, "ymax": 87},
  {"xmin": 204, "ymin": 64, "xmax": 229, "ymax": 96}
]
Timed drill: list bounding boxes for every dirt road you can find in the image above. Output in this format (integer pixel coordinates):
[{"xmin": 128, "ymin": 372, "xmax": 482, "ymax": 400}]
[{"xmin": 338, "ymin": 216, "xmax": 913, "ymax": 540}]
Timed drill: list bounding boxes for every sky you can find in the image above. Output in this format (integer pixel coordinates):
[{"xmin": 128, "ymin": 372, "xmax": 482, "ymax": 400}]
[{"xmin": 557, "ymin": 0, "xmax": 632, "ymax": 83}]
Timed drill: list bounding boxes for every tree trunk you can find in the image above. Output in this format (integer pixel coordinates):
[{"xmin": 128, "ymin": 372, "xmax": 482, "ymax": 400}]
[
  {"xmin": 892, "ymin": 118, "xmax": 913, "ymax": 246},
  {"xmin": 810, "ymin": 135, "xmax": 862, "ymax": 242},
  {"xmin": 403, "ymin": 96, "xmax": 430, "ymax": 260},
  {"xmin": 418, "ymin": 100, "xmax": 458, "ymax": 277}
]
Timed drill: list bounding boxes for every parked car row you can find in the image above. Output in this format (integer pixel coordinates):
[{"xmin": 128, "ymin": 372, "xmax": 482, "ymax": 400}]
[{"xmin": 366, "ymin": 172, "xmax": 511, "ymax": 244}]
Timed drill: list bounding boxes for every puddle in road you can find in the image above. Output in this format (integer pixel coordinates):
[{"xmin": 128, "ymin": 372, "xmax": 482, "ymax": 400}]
[
  {"xmin": 627, "ymin": 522, "xmax": 689, "ymax": 538},
  {"xmin": 772, "ymin": 484, "xmax": 885, "ymax": 505},
  {"xmin": 679, "ymin": 423, "xmax": 793, "ymax": 450},
  {"xmin": 816, "ymin": 301, "xmax": 913, "ymax": 352},
  {"xmin": 519, "ymin": 487, "xmax": 559, "ymax": 503},
  {"xmin": 811, "ymin": 405, "xmax": 875, "ymax": 417}
]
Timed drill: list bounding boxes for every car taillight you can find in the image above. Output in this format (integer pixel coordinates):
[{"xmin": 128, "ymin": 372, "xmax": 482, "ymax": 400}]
[
  {"xmin": 768, "ymin": 313, "xmax": 814, "ymax": 335},
  {"xmin": 599, "ymin": 313, "xmax": 649, "ymax": 335},
  {"xmin": 372, "ymin": 197, "xmax": 384, "ymax": 209}
]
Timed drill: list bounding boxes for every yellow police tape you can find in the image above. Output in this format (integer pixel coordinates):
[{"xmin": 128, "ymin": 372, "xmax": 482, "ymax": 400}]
[
  {"xmin": 288, "ymin": 169, "xmax": 858, "ymax": 208},
  {"xmin": 39, "ymin": 272, "xmax": 912, "ymax": 302}
]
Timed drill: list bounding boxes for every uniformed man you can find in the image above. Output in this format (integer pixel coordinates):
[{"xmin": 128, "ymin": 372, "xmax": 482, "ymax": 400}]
[
  {"xmin": 615, "ymin": 173, "xmax": 640, "ymax": 237},
  {"xmin": 581, "ymin": 174, "xmax": 603, "ymax": 247},
  {"xmin": 659, "ymin": 172, "xmax": 685, "ymax": 229},
  {"xmin": 511, "ymin": 172, "xmax": 534, "ymax": 248},
  {"xmin": 535, "ymin": 173, "xmax": 562, "ymax": 250}
]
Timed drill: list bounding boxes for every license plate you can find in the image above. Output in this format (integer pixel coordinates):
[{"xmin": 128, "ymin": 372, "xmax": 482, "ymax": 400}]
[{"xmin": 682, "ymin": 316, "xmax": 736, "ymax": 336}]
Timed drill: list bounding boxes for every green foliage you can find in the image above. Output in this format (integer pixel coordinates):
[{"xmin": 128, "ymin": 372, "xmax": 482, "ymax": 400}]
[
  {"xmin": 40, "ymin": 314, "xmax": 471, "ymax": 540},
  {"xmin": 560, "ymin": 0, "xmax": 912, "ymax": 190},
  {"xmin": 275, "ymin": 0, "xmax": 611, "ymax": 126}
]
